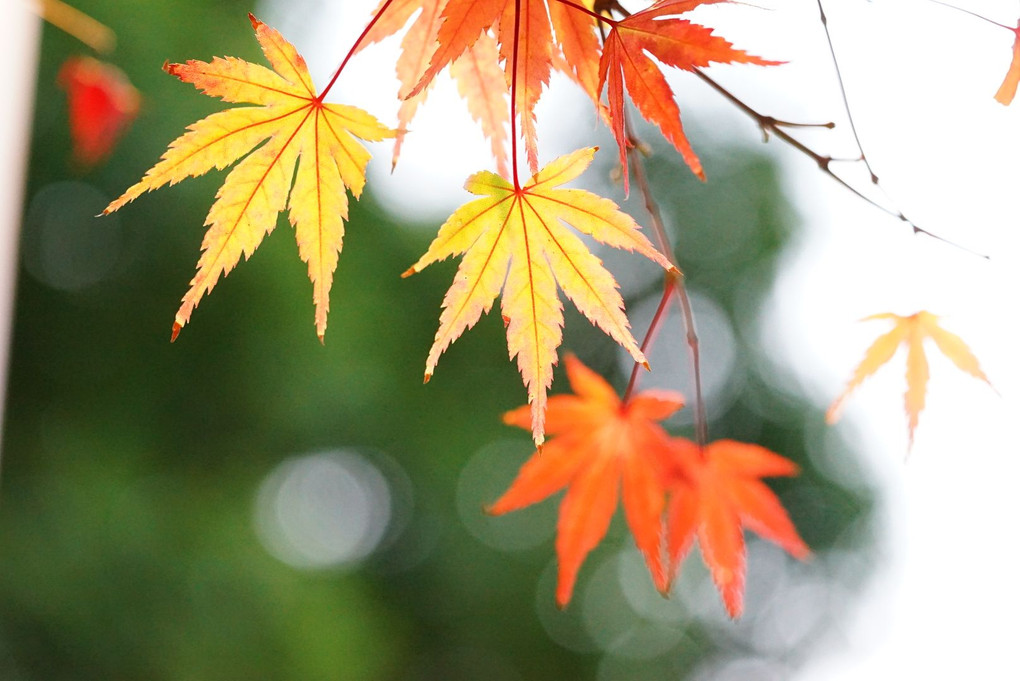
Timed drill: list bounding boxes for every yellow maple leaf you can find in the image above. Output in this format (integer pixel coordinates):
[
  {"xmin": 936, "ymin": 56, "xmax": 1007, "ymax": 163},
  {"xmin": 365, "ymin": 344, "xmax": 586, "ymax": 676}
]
[
  {"xmin": 826, "ymin": 311, "xmax": 993, "ymax": 448},
  {"xmin": 402, "ymin": 147, "xmax": 678, "ymax": 444},
  {"xmin": 104, "ymin": 14, "xmax": 394, "ymax": 341}
]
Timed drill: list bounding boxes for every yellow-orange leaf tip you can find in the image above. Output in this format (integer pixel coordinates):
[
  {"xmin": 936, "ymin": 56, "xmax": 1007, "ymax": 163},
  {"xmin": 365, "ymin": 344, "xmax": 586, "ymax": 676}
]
[
  {"xmin": 104, "ymin": 14, "xmax": 393, "ymax": 340},
  {"xmin": 995, "ymin": 25, "xmax": 1020, "ymax": 105}
]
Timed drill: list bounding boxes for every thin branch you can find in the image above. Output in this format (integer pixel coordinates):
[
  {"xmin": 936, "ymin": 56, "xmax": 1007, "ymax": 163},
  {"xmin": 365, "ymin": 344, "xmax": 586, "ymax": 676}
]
[
  {"xmin": 694, "ymin": 69, "xmax": 989, "ymax": 259},
  {"xmin": 925, "ymin": 0, "xmax": 1015, "ymax": 31},
  {"xmin": 552, "ymin": 0, "xmax": 618, "ymax": 25},
  {"xmin": 320, "ymin": 0, "xmax": 396, "ymax": 100},
  {"xmin": 816, "ymin": 0, "xmax": 880, "ymax": 184},
  {"xmin": 624, "ymin": 277, "xmax": 674, "ymax": 400},
  {"xmin": 624, "ymin": 126, "xmax": 709, "ymax": 448}
]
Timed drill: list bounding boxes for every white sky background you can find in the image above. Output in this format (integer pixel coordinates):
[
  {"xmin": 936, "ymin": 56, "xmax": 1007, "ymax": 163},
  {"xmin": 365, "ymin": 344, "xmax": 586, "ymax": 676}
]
[
  {"xmin": 259, "ymin": 0, "xmax": 1020, "ymax": 676},
  {"xmin": 272, "ymin": 0, "xmax": 1020, "ymax": 676}
]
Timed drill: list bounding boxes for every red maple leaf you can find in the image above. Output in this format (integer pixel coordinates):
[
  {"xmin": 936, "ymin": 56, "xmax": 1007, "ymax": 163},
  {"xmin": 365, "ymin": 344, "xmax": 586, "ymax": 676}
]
[
  {"xmin": 664, "ymin": 437, "xmax": 809, "ymax": 618},
  {"xmin": 598, "ymin": 0, "xmax": 777, "ymax": 190},
  {"xmin": 488, "ymin": 354, "xmax": 685, "ymax": 607}
]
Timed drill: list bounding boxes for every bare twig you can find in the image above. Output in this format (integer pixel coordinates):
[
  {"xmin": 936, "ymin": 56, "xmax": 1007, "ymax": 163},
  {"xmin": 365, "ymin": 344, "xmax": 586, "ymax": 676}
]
[
  {"xmin": 693, "ymin": 69, "xmax": 988, "ymax": 259},
  {"xmin": 816, "ymin": 0, "xmax": 880, "ymax": 184}
]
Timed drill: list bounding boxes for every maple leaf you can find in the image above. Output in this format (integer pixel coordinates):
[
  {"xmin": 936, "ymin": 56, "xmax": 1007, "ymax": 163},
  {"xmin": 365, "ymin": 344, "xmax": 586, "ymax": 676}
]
[
  {"xmin": 548, "ymin": 0, "xmax": 602, "ymax": 106},
  {"xmin": 996, "ymin": 21, "xmax": 1020, "ymax": 105},
  {"xmin": 404, "ymin": 0, "xmax": 599, "ymax": 175},
  {"xmin": 598, "ymin": 0, "xmax": 777, "ymax": 190},
  {"xmin": 103, "ymin": 14, "xmax": 394, "ymax": 341},
  {"xmin": 357, "ymin": 0, "xmax": 511, "ymax": 174},
  {"xmin": 57, "ymin": 56, "xmax": 140, "ymax": 168},
  {"xmin": 826, "ymin": 311, "xmax": 993, "ymax": 448},
  {"xmin": 402, "ymin": 147, "xmax": 677, "ymax": 444},
  {"xmin": 496, "ymin": 0, "xmax": 555, "ymax": 174},
  {"xmin": 490, "ymin": 354, "xmax": 686, "ymax": 607},
  {"xmin": 665, "ymin": 438, "xmax": 809, "ymax": 618}
]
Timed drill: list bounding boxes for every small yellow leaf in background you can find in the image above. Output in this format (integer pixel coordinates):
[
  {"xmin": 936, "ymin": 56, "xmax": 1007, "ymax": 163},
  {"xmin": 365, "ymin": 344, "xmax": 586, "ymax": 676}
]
[{"xmin": 827, "ymin": 311, "xmax": 993, "ymax": 449}]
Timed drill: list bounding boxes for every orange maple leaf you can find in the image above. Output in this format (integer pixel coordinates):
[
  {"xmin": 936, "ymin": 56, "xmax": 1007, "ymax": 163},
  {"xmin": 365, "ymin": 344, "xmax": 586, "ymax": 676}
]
[
  {"xmin": 359, "ymin": 0, "xmax": 511, "ymax": 174},
  {"xmin": 404, "ymin": 0, "xmax": 605, "ymax": 175},
  {"xmin": 827, "ymin": 311, "xmax": 993, "ymax": 448},
  {"xmin": 402, "ymin": 147, "xmax": 677, "ymax": 444},
  {"xmin": 104, "ymin": 14, "xmax": 394, "ymax": 341},
  {"xmin": 598, "ymin": 0, "xmax": 777, "ymax": 190},
  {"xmin": 665, "ymin": 438, "xmax": 809, "ymax": 618},
  {"xmin": 57, "ymin": 56, "xmax": 140, "ymax": 168},
  {"xmin": 548, "ymin": 0, "xmax": 602, "ymax": 106},
  {"xmin": 996, "ymin": 21, "xmax": 1020, "ymax": 105},
  {"xmin": 490, "ymin": 354, "xmax": 686, "ymax": 607}
]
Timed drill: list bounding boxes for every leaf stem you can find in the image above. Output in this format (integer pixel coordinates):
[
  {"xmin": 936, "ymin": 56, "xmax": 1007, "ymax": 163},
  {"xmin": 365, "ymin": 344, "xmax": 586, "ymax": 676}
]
[
  {"xmin": 319, "ymin": 0, "xmax": 396, "ymax": 101},
  {"xmin": 624, "ymin": 276, "xmax": 674, "ymax": 399},
  {"xmin": 551, "ymin": 0, "xmax": 619, "ymax": 26},
  {"xmin": 511, "ymin": 0, "xmax": 522, "ymax": 189},
  {"xmin": 623, "ymin": 123, "xmax": 708, "ymax": 449}
]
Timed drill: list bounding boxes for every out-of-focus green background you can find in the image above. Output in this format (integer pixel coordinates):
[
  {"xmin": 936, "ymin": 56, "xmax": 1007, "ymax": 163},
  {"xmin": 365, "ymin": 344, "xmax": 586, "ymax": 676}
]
[{"xmin": 2, "ymin": 1, "xmax": 876, "ymax": 679}]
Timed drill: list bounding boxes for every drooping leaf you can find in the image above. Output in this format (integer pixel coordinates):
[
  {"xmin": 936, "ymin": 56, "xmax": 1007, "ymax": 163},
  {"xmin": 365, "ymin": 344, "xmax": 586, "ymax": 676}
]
[
  {"xmin": 450, "ymin": 33, "xmax": 512, "ymax": 176},
  {"xmin": 104, "ymin": 15, "xmax": 394, "ymax": 341},
  {"xmin": 826, "ymin": 311, "xmax": 993, "ymax": 448},
  {"xmin": 404, "ymin": 0, "xmax": 605, "ymax": 174},
  {"xmin": 996, "ymin": 22, "xmax": 1020, "ymax": 105},
  {"xmin": 665, "ymin": 438, "xmax": 809, "ymax": 618},
  {"xmin": 490, "ymin": 354, "xmax": 686, "ymax": 607},
  {"xmin": 359, "ymin": 0, "xmax": 424, "ymax": 49},
  {"xmin": 57, "ymin": 56, "xmax": 140, "ymax": 168},
  {"xmin": 403, "ymin": 147, "xmax": 677, "ymax": 444},
  {"xmin": 548, "ymin": 0, "xmax": 602, "ymax": 105},
  {"xmin": 496, "ymin": 0, "xmax": 554, "ymax": 173},
  {"xmin": 356, "ymin": 0, "xmax": 511, "ymax": 174},
  {"xmin": 388, "ymin": 0, "xmax": 448, "ymax": 168},
  {"xmin": 598, "ymin": 0, "xmax": 777, "ymax": 191},
  {"xmin": 410, "ymin": 0, "xmax": 508, "ymax": 96}
]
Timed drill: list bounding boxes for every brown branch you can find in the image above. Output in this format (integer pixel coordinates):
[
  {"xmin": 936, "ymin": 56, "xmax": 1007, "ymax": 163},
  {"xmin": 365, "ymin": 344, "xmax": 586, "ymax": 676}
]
[
  {"xmin": 693, "ymin": 69, "xmax": 989, "ymax": 259},
  {"xmin": 816, "ymin": 0, "xmax": 880, "ymax": 184}
]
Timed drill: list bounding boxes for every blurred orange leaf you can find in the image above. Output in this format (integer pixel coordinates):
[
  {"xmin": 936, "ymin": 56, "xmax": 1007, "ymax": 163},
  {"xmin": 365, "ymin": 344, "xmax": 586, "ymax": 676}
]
[
  {"xmin": 665, "ymin": 438, "xmax": 809, "ymax": 618},
  {"xmin": 490, "ymin": 354, "xmax": 685, "ymax": 607}
]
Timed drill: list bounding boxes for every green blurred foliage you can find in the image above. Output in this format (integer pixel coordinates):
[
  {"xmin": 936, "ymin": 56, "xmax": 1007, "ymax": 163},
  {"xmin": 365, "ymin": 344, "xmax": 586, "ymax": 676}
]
[{"xmin": 2, "ymin": 2, "xmax": 876, "ymax": 680}]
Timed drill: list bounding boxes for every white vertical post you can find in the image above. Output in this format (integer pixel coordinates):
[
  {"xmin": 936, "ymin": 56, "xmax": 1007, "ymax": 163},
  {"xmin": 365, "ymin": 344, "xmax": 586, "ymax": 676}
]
[{"xmin": 0, "ymin": 4, "xmax": 42, "ymax": 445}]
